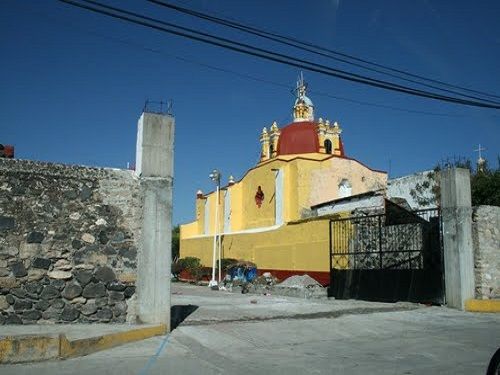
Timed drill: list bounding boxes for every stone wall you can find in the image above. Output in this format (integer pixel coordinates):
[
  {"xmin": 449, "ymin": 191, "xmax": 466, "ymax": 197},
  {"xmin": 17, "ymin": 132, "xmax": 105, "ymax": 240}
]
[
  {"xmin": 350, "ymin": 221, "xmax": 424, "ymax": 270},
  {"xmin": 387, "ymin": 170, "xmax": 439, "ymax": 210},
  {"xmin": 472, "ymin": 205, "xmax": 500, "ymax": 299},
  {"xmin": 0, "ymin": 158, "xmax": 141, "ymax": 324}
]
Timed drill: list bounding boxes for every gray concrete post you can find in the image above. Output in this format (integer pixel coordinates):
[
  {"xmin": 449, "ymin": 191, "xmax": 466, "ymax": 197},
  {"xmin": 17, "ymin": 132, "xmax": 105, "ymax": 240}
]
[
  {"xmin": 135, "ymin": 112, "xmax": 174, "ymax": 327},
  {"xmin": 440, "ymin": 168, "xmax": 474, "ymax": 309}
]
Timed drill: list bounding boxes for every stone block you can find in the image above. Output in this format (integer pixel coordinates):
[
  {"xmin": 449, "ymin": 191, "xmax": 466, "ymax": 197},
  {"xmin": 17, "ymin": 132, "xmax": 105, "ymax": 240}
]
[
  {"xmin": 81, "ymin": 233, "xmax": 95, "ymax": 244},
  {"xmin": 107, "ymin": 281, "xmax": 126, "ymax": 291},
  {"xmin": 69, "ymin": 296, "xmax": 86, "ymax": 304},
  {"xmin": 25, "ymin": 282, "xmax": 43, "ymax": 295},
  {"xmin": 72, "ymin": 239, "xmax": 83, "ymax": 250},
  {"xmin": 14, "ymin": 299, "xmax": 32, "ymax": 311},
  {"xmin": 5, "ymin": 314, "xmax": 22, "ymax": 324},
  {"xmin": 32, "ymin": 257, "xmax": 51, "ymax": 269},
  {"xmin": 23, "ymin": 309, "xmax": 42, "ymax": 321},
  {"xmin": 119, "ymin": 247, "xmax": 137, "ymax": 260},
  {"xmin": 27, "ymin": 231, "xmax": 45, "ymax": 244},
  {"xmin": 61, "ymin": 305, "xmax": 79, "ymax": 321},
  {"xmin": 40, "ymin": 285, "xmax": 60, "ymax": 300},
  {"xmin": 48, "ymin": 270, "xmax": 72, "ymax": 280},
  {"xmin": 62, "ymin": 283, "xmax": 82, "ymax": 300},
  {"xmin": 124, "ymin": 286, "xmax": 135, "ymax": 298},
  {"xmin": 0, "ymin": 216, "xmax": 15, "ymax": 231},
  {"xmin": 0, "ymin": 246, "xmax": 18, "ymax": 259},
  {"xmin": 81, "ymin": 301, "xmax": 97, "ymax": 316},
  {"xmin": 69, "ymin": 212, "xmax": 81, "ymax": 220},
  {"xmin": 51, "ymin": 299, "xmax": 65, "ymax": 309},
  {"xmin": 74, "ymin": 269, "xmax": 93, "ymax": 286},
  {"xmin": 19, "ymin": 243, "xmax": 41, "ymax": 259},
  {"xmin": 0, "ymin": 277, "xmax": 19, "ymax": 289},
  {"xmin": 10, "ymin": 261, "xmax": 27, "ymax": 278},
  {"xmin": 80, "ymin": 186, "xmax": 92, "ymax": 201},
  {"xmin": 103, "ymin": 245, "xmax": 117, "ymax": 255},
  {"xmin": 82, "ymin": 282, "xmax": 106, "ymax": 298},
  {"xmin": 96, "ymin": 308, "xmax": 112, "ymax": 321},
  {"xmin": 0, "ymin": 267, "xmax": 10, "ymax": 277},
  {"xmin": 34, "ymin": 300, "xmax": 50, "ymax": 311},
  {"xmin": 112, "ymin": 301, "xmax": 127, "ymax": 316},
  {"xmin": 109, "ymin": 291, "xmax": 124, "ymax": 302},
  {"xmin": 95, "ymin": 266, "xmax": 115, "ymax": 283},
  {"xmin": 28, "ymin": 269, "xmax": 46, "ymax": 281},
  {"xmin": 50, "ymin": 279, "xmax": 66, "ymax": 290},
  {"xmin": 0, "ymin": 295, "xmax": 9, "ymax": 310},
  {"xmin": 118, "ymin": 273, "xmax": 136, "ymax": 283},
  {"xmin": 54, "ymin": 259, "xmax": 72, "ymax": 270},
  {"xmin": 11, "ymin": 287, "xmax": 26, "ymax": 298}
]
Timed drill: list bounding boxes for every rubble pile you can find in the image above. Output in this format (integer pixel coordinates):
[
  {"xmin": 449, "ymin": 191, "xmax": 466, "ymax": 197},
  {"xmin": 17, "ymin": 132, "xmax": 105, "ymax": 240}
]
[{"xmin": 278, "ymin": 274, "xmax": 322, "ymax": 288}]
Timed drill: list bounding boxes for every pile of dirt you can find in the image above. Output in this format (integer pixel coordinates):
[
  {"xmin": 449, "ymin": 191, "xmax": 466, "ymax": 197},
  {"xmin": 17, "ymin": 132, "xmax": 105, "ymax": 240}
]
[{"xmin": 278, "ymin": 274, "xmax": 322, "ymax": 289}]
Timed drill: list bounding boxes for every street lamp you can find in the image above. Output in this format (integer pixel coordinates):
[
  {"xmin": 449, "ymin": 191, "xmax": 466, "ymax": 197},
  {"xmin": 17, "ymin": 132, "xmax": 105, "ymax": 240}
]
[{"xmin": 208, "ymin": 169, "xmax": 221, "ymax": 288}]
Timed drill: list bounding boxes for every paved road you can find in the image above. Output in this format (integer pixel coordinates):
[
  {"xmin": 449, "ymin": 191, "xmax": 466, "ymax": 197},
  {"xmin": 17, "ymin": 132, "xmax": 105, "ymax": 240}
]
[{"xmin": 2, "ymin": 284, "xmax": 499, "ymax": 374}]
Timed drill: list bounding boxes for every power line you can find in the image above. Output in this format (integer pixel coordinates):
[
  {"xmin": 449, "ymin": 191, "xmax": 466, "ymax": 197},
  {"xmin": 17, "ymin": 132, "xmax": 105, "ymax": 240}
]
[
  {"xmin": 73, "ymin": 0, "xmax": 500, "ymax": 108},
  {"xmin": 149, "ymin": 0, "xmax": 500, "ymax": 104},
  {"xmin": 149, "ymin": 0, "xmax": 500, "ymax": 102},
  {"xmin": 18, "ymin": 5, "xmax": 462, "ymax": 117},
  {"xmin": 58, "ymin": 0, "xmax": 500, "ymax": 109},
  {"xmin": 53, "ymin": 18, "xmax": 464, "ymax": 117}
]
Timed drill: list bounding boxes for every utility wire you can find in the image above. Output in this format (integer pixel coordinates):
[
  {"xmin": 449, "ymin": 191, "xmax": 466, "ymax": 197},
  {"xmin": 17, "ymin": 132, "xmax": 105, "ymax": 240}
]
[
  {"xmin": 58, "ymin": 0, "xmax": 500, "ymax": 109},
  {"xmin": 149, "ymin": 0, "xmax": 500, "ymax": 102},
  {"xmin": 76, "ymin": 0, "xmax": 500, "ymax": 108},
  {"xmin": 34, "ymin": 6, "xmax": 460, "ymax": 119},
  {"xmin": 21, "ymin": 3, "xmax": 463, "ymax": 117}
]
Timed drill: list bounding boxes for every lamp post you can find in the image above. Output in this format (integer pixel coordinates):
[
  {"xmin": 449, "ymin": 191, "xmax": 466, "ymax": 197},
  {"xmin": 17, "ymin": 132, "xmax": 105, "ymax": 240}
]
[{"xmin": 208, "ymin": 169, "xmax": 221, "ymax": 288}]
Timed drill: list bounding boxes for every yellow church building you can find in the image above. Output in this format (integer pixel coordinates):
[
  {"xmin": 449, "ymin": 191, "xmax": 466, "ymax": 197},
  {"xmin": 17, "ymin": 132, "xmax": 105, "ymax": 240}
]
[{"xmin": 180, "ymin": 76, "xmax": 387, "ymax": 285}]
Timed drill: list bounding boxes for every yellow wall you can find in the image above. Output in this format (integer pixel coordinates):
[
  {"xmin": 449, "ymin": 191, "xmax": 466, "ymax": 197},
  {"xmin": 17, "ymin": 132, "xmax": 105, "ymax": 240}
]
[
  {"xmin": 181, "ymin": 153, "xmax": 387, "ymax": 238},
  {"xmin": 181, "ymin": 218, "xmax": 331, "ymax": 273}
]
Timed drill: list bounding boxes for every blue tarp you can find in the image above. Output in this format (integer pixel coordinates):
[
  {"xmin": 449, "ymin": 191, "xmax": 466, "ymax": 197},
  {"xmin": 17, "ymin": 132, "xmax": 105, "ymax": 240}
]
[{"xmin": 228, "ymin": 266, "xmax": 257, "ymax": 283}]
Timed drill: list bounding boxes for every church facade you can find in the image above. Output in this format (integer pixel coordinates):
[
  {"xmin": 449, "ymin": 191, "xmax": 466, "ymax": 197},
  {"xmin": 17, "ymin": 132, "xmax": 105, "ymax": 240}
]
[{"xmin": 180, "ymin": 76, "xmax": 387, "ymax": 284}]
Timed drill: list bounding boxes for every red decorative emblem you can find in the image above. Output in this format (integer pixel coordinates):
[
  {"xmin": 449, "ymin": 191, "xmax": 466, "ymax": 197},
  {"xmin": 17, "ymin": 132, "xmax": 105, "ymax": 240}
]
[{"xmin": 255, "ymin": 186, "xmax": 264, "ymax": 208}]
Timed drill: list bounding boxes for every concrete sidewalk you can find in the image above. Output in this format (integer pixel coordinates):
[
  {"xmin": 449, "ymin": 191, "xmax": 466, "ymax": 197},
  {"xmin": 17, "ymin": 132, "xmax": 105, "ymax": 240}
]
[
  {"xmin": 0, "ymin": 323, "xmax": 166, "ymax": 363},
  {"xmin": 2, "ymin": 283, "xmax": 499, "ymax": 374},
  {"xmin": 0, "ymin": 282, "xmax": 418, "ymax": 364},
  {"xmin": 171, "ymin": 282, "xmax": 421, "ymax": 324}
]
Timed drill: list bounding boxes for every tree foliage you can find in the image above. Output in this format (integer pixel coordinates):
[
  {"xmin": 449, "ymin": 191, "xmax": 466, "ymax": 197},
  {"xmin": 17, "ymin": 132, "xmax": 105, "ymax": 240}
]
[
  {"xmin": 409, "ymin": 158, "xmax": 500, "ymax": 207},
  {"xmin": 171, "ymin": 225, "xmax": 180, "ymax": 260}
]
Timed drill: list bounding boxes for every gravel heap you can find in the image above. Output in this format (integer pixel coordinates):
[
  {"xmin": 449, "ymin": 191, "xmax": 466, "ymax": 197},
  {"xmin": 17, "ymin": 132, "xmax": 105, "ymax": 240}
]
[{"xmin": 278, "ymin": 274, "xmax": 322, "ymax": 288}]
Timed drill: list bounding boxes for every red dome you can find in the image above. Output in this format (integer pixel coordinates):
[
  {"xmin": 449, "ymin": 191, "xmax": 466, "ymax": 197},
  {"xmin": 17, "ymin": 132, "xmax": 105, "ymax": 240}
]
[{"xmin": 277, "ymin": 121, "xmax": 319, "ymax": 155}]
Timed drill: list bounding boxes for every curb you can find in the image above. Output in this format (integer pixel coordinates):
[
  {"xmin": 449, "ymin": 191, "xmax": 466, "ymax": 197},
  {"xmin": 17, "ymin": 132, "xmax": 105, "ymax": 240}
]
[
  {"xmin": 465, "ymin": 299, "xmax": 500, "ymax": 313},
  {"xmin": 0, "ymin": 324, "xmax": 166, "ymax": 364}
]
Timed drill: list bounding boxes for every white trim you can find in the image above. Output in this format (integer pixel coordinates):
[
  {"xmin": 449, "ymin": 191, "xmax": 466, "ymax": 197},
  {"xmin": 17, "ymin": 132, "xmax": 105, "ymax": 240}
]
[{"xmin": 185, "ymin": 223, "xmax": 284, "ymax": 239}]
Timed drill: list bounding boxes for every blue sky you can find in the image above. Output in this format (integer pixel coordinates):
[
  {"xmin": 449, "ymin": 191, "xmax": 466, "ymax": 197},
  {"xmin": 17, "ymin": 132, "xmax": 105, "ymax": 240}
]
[{"xmin": 1, "ymin": 0, "xmax": 499, "ymax": 225}]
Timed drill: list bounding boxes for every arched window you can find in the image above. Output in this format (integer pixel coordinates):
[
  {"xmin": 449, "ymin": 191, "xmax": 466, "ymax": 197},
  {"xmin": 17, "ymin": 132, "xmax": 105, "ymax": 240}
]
[
  {"xmin": 324, "ymin": 139, "xmax": 332, "ymax": 154},
  {"xmin": 338, "ymin": 179, "xmax": 352, "ymax": 198},
  {"xmin": 269, "ymin": 142, "xmax": 274, "ymax": 157}
]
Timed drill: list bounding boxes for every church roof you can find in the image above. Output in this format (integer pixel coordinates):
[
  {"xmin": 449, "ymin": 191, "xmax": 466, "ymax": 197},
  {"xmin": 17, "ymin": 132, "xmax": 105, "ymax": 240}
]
[{"xmin": 277, "ymin": 121, "xmax": 319, "ymax": 155}]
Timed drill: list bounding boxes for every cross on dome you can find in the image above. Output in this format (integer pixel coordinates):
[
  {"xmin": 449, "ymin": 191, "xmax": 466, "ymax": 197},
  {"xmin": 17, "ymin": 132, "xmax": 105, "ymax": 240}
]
[{"xmin": 293, "ymin": 72, "xmax": 314, "ymax": 122}]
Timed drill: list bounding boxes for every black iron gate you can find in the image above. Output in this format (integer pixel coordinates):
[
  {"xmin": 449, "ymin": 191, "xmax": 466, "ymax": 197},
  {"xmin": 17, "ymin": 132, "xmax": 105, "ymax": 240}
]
[{"xmin": 328, "ymin": 208, "xmax": 445, "ymax": 304}]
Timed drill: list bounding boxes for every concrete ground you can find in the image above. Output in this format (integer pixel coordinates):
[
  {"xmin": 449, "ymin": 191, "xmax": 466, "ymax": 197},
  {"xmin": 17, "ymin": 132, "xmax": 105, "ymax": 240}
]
[{"xmin": 2, "ymin": 283, "xmax": 499, "ymax": 374}]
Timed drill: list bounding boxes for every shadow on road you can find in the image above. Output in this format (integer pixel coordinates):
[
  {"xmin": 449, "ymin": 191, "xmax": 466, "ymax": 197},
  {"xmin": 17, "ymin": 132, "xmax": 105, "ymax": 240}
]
[{"xmin": 171, "ymin": 305, "xmax": 199, "ymax": 330}]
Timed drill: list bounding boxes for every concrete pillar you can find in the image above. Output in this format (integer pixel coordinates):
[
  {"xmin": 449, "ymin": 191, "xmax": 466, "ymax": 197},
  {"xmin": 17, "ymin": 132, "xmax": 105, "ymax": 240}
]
[
  {"xmin": 440, "ymin": 168, "xmax": 474, "ymax": 309},
  {"xmin": 135, "ymin": 112, "xmax": 174, "ymax": 327}
]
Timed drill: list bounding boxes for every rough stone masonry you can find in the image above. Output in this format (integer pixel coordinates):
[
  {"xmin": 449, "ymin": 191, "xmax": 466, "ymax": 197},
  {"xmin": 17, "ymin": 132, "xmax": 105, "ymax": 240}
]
[
  {"xmin": 472, "ymin": 205, "xmax": 500, "ymax": 299},
  {"xmin": 0, "ymin": 158, "xmax": 141, "ymax": 324}
]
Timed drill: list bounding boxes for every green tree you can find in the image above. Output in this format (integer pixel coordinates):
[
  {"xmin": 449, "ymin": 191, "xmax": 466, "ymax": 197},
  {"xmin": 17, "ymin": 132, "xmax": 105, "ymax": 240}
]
[
  {"xmin": 409, "ymin": 157, "xmax": 500, "ymax": 207},
  {"xmin": 171, "ymin": 225, "xmax": 180, "ymax": 260},
  {"xmin": 471, "ymin": 162, "xmax": 500, "ymax": 206}
]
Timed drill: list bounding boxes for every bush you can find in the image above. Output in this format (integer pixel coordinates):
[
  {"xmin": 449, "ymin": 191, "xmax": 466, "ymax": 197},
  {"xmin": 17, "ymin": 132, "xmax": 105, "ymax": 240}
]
[
  {"xmin": 219, "ymin": 258, "xmax": 239, "ymax": 271},
  {"xmin": 172, "ymin": 257, "xmax": 203, "ymax": 280}
]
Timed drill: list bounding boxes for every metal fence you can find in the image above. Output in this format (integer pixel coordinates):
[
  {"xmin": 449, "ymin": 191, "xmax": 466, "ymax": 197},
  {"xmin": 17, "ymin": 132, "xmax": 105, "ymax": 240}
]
[{"xmin": 329, "ymin": 208, "xmax": 444, "ymax": 303}]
